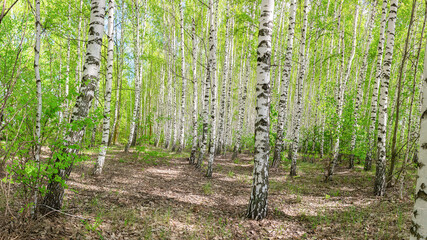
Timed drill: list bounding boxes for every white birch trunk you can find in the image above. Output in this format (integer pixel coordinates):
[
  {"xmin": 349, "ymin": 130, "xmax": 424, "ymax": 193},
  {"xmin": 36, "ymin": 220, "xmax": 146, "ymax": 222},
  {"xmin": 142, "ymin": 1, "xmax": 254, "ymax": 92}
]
[
  {"xmin": 94, "ymin": 0, "xmax": 114, "ymax": 175},
  {"xmin": 32, "ymin": 0, "xmax": 42, "ymax": 216},
  {"xmin": 349, "ymin": 1, "xmax": 376, "ymax": 169},
  {"xmin": 325, "ymin": 2, "xmax": 359, "ymax": 180},
  {"xmin": 206, "ymin": 0, "xmax": 218, "ymax": 177},
  {"xmin": 247, "ymin": 0, "xmax": 274, "ymax": 220},
  {"xmin": 365, "ymin": 0, "xmax": 388, "ymax": 171},
  {"xmin": 178, "ymin": 0, "xmax": 186, "ymax": 152},
  {"xmin": 125, "ymin": 1, "xmax": 141, "ymax": 152},
  {"xmin": 216, "ymin": 0, "xmax": 230, "ymax": 155},
  {"xmin": 289, "ymin": 0, "xmax": 309, "ymax": 177},
  {"xmin": 375, "ymin": 0, "xmax": 399, "ymax": 196},
  {"xmin": 40, "ymin": 0, "xmax": 106, "ymax": 213},
  {"xmin": 410, "ymin": 16, "xmax": 427, "ymax": 239},
  {"xmin": 232, "ymin": 29, "xmax": 252, "ymax": 160},
  {"xmin": 189, "ymin": 18, "xmax": 198, "ymax": 164},
  {"xmin": 271, "ymin": 0, "xmax": 296, "ymax": 168}
]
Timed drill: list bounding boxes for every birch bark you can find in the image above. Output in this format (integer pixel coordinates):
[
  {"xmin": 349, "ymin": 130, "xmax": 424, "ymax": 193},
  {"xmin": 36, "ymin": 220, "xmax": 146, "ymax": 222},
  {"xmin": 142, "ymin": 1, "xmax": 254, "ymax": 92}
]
[
  {"xmin": 247, "ymin": 0, "xmax": 274, "ymax": 220},
  {"xmin": 40, "ymin": 0, "xmax": 106, "ymax": 213},
  {"xmin": 375, "ymin": 0, "xmax": 399, "ymax": 196},
  {"xmin": 94, "ymin": 0, "xmax": 115, "ymax": 175}
]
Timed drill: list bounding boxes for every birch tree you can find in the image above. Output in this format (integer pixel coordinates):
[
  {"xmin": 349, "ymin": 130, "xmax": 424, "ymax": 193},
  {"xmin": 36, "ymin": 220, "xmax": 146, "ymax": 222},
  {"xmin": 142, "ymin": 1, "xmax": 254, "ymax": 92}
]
[
  {"xmin": 206, "ymin": 0, "xmax": 218, "ymax": 177},
  {"xmin": 189, "ymin": 18, "xmax": 198, "ymax": 164},
  {"xmin": 247, "ymin": 0, "xmax": 274, "ymax": 220},
  {"xmin": 289, "ymin": 0, "xmax": 309, "ymax": 177},
  {"xmin": 178, "ymin": 0, "xmax": 186, "ymax": 152},
  {"xmin": 375, "ymin": 0, "xmax": 399, "ymax": 196},
  {"xmin": 271, "ymin": 0, "xmax": 296, "ymax": 168},
  {"xmin": 94, "ymin": 0, "xmax": 115, "ymax": 175},
  {"xmin": 326, "ymin": 2, "xmax": 359, "ymax": 180},
  {"xmin": 410, "ymin": 16, "xmax": 427, "ymax": 240},
  {"xmin": 33, "ymin": 0, "xmax": 42, "ymax": 216},
  {"xmin": 365, "ymin": 0, "xmax": 388, "ymax": 171},
  {"xmin": 125, "ymin": 0, "xmax": 142, "ymax": 153},
  {"xmin": 40, "ymin": 0, "xmax": 106, "ymax": 213},
  {"xmin": 349, "ymin": 1, "xmax": 376, "ymax": 169}
]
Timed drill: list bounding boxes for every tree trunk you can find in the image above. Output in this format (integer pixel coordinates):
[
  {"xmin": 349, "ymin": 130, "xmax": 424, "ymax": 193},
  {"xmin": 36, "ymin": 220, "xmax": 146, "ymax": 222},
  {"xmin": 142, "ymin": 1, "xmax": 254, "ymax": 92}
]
[
  {"xmin": 410, "ymin": 7, "xmax": 427, "ymax": 238},
  {"xmin": 375, "ymin": 0, "xmax": 399, "ymax": 197},
  {"xmin": 94, "ymin": 0, "xmax": 115, "ymax": 176},
  {"xmin": 32, "ymin": 0, "xmax": 42, "ymax": 216},
  {"xmin": 178, "ymin": 0, "xmax": 186, "ymax": 152},
  {"xmin": 125, "ymin": 0, "xmax": 142, "ymax": 153},
  {"xmin": 349, "ymin": 0, "xmax": 376, "ymax": 169},
  {"xmin": 206, "ymin": 0, "xmax": 218, "ymax": 177},
  {"xmin": 271, "ymin": 0, "xmax": 296, "ymax": 168},
  {"xmin": 326, "ymin": 2, "xmax": 359, "ymax": 181},
  {"xmin": 365, "ymin": 0, "xmax": 388, "ymax": 171},
  {"xmin": 386, "ymin": 0, "xmax": 417, "ymax": 187},
  {"xmin": 110, "ymin": 0, "xmax": 125, "ymax": 146},
  {"xmin": 40, "ymin": 0, "xmax": 106, "ymax": 214},
  {"xmin": 216, "ymin": 0, "xmax": 230, "ymax": 155},
  {"xmin": 232, "ymin": 29, "xmax": 252, "ymax": 160},
  {"xmin": 289, "ymin": 0, "xmax": 309, "ymax": 177},
  {"xmin": 247, "ymin": 0, "xmax": 274, "ymax": 220},
  {"xmin": 189, "ymin": 18, "xmax": 198, "ymax": 164}
]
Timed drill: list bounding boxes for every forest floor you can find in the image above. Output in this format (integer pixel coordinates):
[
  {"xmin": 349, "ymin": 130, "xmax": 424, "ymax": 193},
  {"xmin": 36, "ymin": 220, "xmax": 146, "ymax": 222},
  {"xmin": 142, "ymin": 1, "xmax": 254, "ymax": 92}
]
[{"xmin": 1, "ymin": 144, "xmax": 415, "ymax": 239}]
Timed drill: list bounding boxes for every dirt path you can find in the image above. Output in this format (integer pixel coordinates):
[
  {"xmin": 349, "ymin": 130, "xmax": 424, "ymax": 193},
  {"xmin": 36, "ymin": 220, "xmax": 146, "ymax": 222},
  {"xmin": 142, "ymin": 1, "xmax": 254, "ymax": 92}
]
[{"xmin": 1, "ymin": 145, "xmax": 414, "ymax": 239}]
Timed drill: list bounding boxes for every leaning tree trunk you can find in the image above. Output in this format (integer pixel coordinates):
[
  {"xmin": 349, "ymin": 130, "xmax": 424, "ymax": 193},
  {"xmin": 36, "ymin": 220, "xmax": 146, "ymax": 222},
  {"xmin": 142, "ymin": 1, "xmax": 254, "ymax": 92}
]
[
  {"xmin": 94, "ymin": 0, "xmax": 114, "ymax": 176},
  {"xmin": 206, "ymin": 0, "xmax": 218, "ymax": 178},
  {"xmin": 410, "ymin": 9, "xmax": 427, "ymax": 238},
  {"xmin": 271, "ymin": 0, "xmax": 296, "ymax": 168},
  {"xmin": 375, "ymin": 0, "xmax": 399, "ymax": 197},
  {"xmin": 125, "ymin": 1, "xmax": 141, "ymax": 153},
  {"xmin": 365, "ymin": 0, "xmax": 388, "ymax": 171},
  {"xmin": 32, "ymin": 0, "xmax": 42, "ymax": 216},
  {"xmin": 40, "ymin": 0, "xmax": 106, "ymax": 214},
  {"xmin": 289, "ymin": 0, "xmax": 309, "ymax": 177},
  {"xmin": 247, "ymin": 0, "xmax": 274, "ymax": 220}
]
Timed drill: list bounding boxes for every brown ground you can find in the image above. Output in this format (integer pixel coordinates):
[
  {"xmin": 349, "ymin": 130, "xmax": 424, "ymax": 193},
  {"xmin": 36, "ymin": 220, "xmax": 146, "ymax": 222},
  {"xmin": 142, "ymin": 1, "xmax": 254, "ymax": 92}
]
[{"xmin": 0, "ymin": 145, "xmax": 415, "ymax": 239}]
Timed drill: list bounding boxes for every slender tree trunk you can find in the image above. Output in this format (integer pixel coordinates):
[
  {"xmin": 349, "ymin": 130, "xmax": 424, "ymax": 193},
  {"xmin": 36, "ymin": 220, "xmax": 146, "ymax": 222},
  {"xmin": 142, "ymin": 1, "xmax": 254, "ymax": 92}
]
[
  {"xmin": 189, "ymin": 19, "xmax": 199, "ymax": 164},
  {"xmin": 224, "ymin": 26, "xmax": 234, "ymax": 154},
  {"xmin": 94, "ymin": 0, "xmax": 115, "ymax": 175},
  {"xmin": 289, "ymin": 0, "xmax": 309, "ymax": 177},
  {"xmin": 75, "ymin": 0, "xmax": 83, "ymax": 93},
  {"xmin": 206, "ymin": 0, "xmax": 218, "ymax": 177},
  {"xmin": 216, "ymin": 0, "xmax": 230, "ymax": 155},
  {"xmin": 247, "ymin": 0, "xmax": 274, "ymax": 220},
  {"xmin": 349, "ymin": 1, "xmax": 376, "ymax": 169},
  {"xmin": 178, "ymin": 0, "xmax": 186, "ymax": 152},
  {"xmin": 386, "ymin": 0, "xmax": 417, "ymax": 186},
  {"xmin": 232, "ymin": 29, "xmax": 252, "ymax": 160},
  {"xmin": 40, "ymin": 0, "xmax": 106, "ymax": 213},
  {"xmin": 365, "ymin": 0, "xmax": 388, "ymax": 171},
  {"xmin": 271, "ymin": 0, "xmax": 296, "ymax": 168},
  {"xmin": 375, "ymin": 0, "xmax": 399, "ymax": 196},
  {"xmin": 32, "ymin": 0, "xmax": 42, "ymax": 216},
  {"xmin": 196, "ymin": 12, "xmax": 212, "ymax": 169},
  {"xmin": 111, "ymin": 0, "xmax": 125, "ymax": 146},
  {"xmin": 325, "ymin": 2, "xmax": 359, "ymax": 181},
  {"xmin": 125, "ymin": 1, "xmax": 142, "ymax": 153}
]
